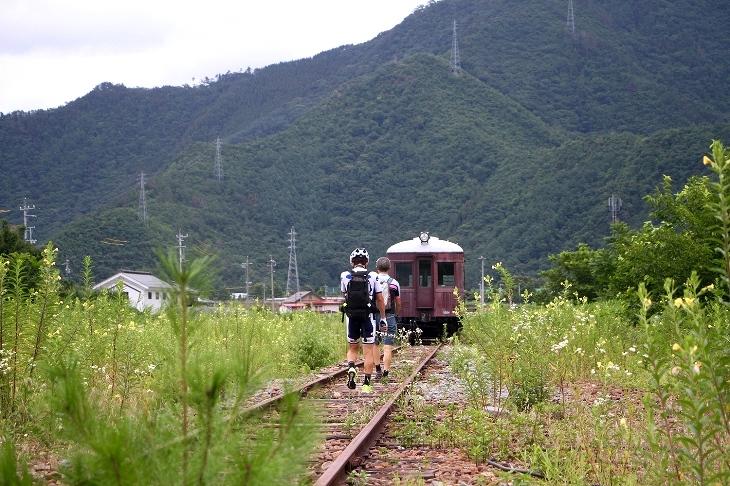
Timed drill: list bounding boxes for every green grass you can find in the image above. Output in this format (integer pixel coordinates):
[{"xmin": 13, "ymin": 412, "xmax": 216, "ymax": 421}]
[
  {"xmin": 389, "ymin": 288, "xmax": 729, "ymax": 485},
  {"xmin": 0, "ymin": 249, "xmax": 343, "ymax": 484}
]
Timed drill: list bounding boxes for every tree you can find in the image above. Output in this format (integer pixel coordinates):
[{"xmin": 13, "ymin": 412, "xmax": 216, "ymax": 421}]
[
  {"xmin": 607, "ymin": 176, "xmax": 716, "ymax": 299},
  {"xmin": 542, "ymin": 175, "xmax": 717, "ymax": 302},
  {"xmin": 541, "ymin": 243, "xmax": 609, "ymax": 300},
  {"xmin": 0, "ymin": 220, "xmax": 41, "ymax": 259}
]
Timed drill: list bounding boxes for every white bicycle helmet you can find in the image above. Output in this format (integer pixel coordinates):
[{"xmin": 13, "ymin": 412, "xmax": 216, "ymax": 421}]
[{"xmin": 350, "ymin": 247, "xmax": 369, "ymax": 262}]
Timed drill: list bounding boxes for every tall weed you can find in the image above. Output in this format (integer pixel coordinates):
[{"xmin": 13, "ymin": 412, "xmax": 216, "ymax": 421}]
[
  {"xmin": 0, "ymin": 249, "xmax": 334, "ymax": 484},
  {"xmin": 638, "ymin": 140, "xmax": 730, "ymax": 484},
  {"xmin": 41, "ymin": 252, "xmax": 324, "ymax": 485}
]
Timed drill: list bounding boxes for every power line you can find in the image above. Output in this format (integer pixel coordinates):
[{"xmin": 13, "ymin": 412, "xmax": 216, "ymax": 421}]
[
  {"xmin": 567, "ymin": 0, "xmax": 575, "ymax": 34},
  {"xmin": 214, "ymin": 137, "xmax": 223, "ymax": 181},
  {"xmin": 241, "ymin": 257, "xmax": 253, "ymax": 303},
  {"xmin": 286, "ymin": 227, "xmax": 300, "ymax": 296},
  {"xmin": 176, "ymin": 229, "xmax": 188, "ymax": 271},
  {"xmin": 100, "ymin": 237, "xmax": 127, "ymax": 246},
  {"xmin": 267, "ymin": 256, "xmax": 276, "ymax": 312},
  {"xmin": 478, "ymin": 256, "xmax": 487, "ymax": 308},
  {"xmin": 138, "ymin": 172, "xmax": 148, "ymax": 225},
  {"xmin": 19, "ymin": 198, "xmax": 37, "ymax": 244},
  {"xmin": 450, "ymin": 19, "xmax": 461, "ymax": 74},
  {"xmin": 608, "ymin": 194, "xmax": 622, "ymax": 224}
]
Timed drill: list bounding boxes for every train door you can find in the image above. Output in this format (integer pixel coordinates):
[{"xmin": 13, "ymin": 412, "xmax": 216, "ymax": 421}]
[{"xmin": 416, "ymin": 257, "xmax": 433, "ymax": 309}]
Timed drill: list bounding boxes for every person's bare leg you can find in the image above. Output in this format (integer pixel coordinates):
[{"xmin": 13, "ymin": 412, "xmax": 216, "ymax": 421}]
[
  {"xmin": 362, "ymin": 343, "xmax": 375, "ymax": 375},
  {"xmin": 383, "ymin": 344, "xmax": 393, "ymax": 371},
  {"xmin": 346, "ymin": 343, "xmax": 360, "ymax": 389},
  {"xmin": 347, "ymin": 343, "xmax": 360, "ymax": 364}
]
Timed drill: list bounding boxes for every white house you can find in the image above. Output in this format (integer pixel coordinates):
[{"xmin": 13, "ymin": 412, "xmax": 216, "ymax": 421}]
[{"xmin": 93, "ymin": 270, "xmax": 172, "ymax": 312}]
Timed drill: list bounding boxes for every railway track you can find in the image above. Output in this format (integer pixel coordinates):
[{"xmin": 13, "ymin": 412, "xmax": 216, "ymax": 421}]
[
  {"xmin": 309, "ymin": 344, "xmax": 441, "ymax": 485},
  {"xmin": 36, "ymin": 343, "xmax": 511, "ymax": 485},
  {"xmin": 237, "ymin": 344, "xmax": 447, "ymax": 485}
]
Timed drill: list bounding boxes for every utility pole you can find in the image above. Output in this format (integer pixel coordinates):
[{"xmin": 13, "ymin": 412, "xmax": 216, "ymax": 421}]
[
  {"xmin": 286, "ymin": 227, "xmax": 300, "ymax": 296},
  {"xmin": 19, "ymin": 198, "xmax": 36, "ymax": 244},
  {"xmin": 267, "ymin": 256, "xmax": 276, "ymax": 313},
  {"xmin": 214, "ymin": 136, "xmax": 223, "ymax": 181},
  {"xmin": 176, "ymin": 229, "xmax": 188, "ymax": 271},
  {"xmin": 138, "ymin": 172, "xmax": 148, "ymax": 225},
  {"xmin": 478, "ymin": 256, "xmax": 486, "ymax": 308},
  {"xmin": 608, "ymin": 194, "xmax": 622, "ymax": 224},
  {"xmin": 450, "ymin": 19, "xmax": 461, "ymax": 74},
  {"xmin": 567, "ymin": 0, "xmax": 575, "ymax": 34},
  {"xmin": 241, "ymin": 257, "xmax": 252, "ymax": 304}
]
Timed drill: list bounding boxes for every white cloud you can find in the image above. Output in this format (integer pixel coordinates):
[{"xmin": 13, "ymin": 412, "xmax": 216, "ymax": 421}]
[
  {"xmin": 0, "ymin": 1, "xmax": 166, "ymax": 54},
  {"xmin": 0, "ymin": 0, "xmax": 429, "ymax": 113}
]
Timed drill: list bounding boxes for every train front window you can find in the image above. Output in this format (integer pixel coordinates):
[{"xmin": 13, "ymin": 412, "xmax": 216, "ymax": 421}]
[
  {"xmin": 418, "ymin": 259, "xmax": 432, "ymax": 287},
  {"xmin": 438, "ymin": 262, "xmax": 455, "ymax": 286},
  {"xmin": 395, "ymin": 263, "xmax": 413, "ymax": 287}
]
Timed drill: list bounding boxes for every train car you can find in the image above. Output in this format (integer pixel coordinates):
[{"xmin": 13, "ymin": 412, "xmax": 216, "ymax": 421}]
[{"xmin": 386, "ymin": 232, "xmax": 465, "ymax": 341}]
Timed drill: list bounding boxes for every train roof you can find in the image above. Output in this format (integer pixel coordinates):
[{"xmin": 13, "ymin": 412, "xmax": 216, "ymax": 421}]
[{"xmin": 387, "ymin": 235, "xmax": 463, "ymax": 254}]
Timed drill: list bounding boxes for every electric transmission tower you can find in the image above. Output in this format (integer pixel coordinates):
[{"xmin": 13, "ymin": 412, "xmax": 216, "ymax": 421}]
[
  {"xmin": 450, "ymin": 19, "xmax": 461, "ymax": 74},
  {"xmin": 286, "ymin": 227, "xmax": 300, "ymax": 296},
  {"xmin": 567, "ymin": 0, "xmax": 575, "ymax": 34},
  {"xmin": 608, "ymin": 194, "xmax": 622, "ymax": 224},
  {"xmin": 267, "ymin": 256, "xmax": 276, "ymax": 312},
  {"xmin": 19, "ymin": 198, "xmax": 37, "ymax": 244},
  {"xmin": 176, "ymin": 229, "xmax": 188, "ymax": 271},
  {"xmin": 138, "ymin": 172, "xmax": 148, "ymax": 225},
  {"xmin": 241, "ymin": 257, "xmax": 252, "ymax": 303},
  {"xmin": 214, "ymin": 137, "xmax": 223, "ymax": 181}
]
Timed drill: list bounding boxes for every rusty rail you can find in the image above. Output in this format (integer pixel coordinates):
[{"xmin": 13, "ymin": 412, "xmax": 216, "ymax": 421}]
[{"xmin": 313, "ymin": 343, "xmax": 442, "ymax": 486}]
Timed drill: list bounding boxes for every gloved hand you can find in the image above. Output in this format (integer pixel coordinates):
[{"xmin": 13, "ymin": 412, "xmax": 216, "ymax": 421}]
[{"xmin": 379, "ymin": 319, "xmax": 387, "ymax": 332}]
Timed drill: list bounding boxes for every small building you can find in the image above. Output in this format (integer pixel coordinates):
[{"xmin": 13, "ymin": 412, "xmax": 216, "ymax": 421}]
[
  {"xmin": 279, "ymin": 291, "xmax": 344, "ymax": 314},
  {"xmin": 310, "ymin": 297, "xmax": 345, "ymax": 314},
  {"xmin": 280, "ymin": 291, "xmax": 320, "ymax": 312},
  {"xmin": 93, "ymin": 270, "xmax": 172, "ymax": 312}
]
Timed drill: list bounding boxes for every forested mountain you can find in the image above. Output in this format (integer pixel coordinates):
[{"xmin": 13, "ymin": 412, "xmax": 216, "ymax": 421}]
[{"xmin": 1, "ymin": 0, "xmax": 729, "ymax": 295}]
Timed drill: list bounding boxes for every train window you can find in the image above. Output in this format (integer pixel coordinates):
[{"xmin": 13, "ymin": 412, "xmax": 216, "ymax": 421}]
[
  {"xmin": 419, "ymin": 259, "xmax": 432, "ymax": 287},
  {"xmin": 395, "ymin": 263, "xmax": 413, "ymax": 287},
  {"xmin": 438, "ymin": 262, "xmax": 455, "ymax": 286}
]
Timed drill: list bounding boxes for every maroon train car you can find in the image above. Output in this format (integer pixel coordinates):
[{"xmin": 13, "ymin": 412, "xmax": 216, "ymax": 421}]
[{"xmin": 386, "ymin": 232, "xmax": 465, "ymax": 340}]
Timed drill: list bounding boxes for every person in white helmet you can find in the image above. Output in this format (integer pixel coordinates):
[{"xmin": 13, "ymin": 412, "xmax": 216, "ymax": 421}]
[{"xmin": 340, "ymin": 248, "xmax": 386, "ymax": 393}]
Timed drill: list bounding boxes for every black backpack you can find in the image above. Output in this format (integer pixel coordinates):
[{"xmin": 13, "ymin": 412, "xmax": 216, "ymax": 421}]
[{"xmin": 345, "ymin": 269, "xmax": 371, "ymax": 319}]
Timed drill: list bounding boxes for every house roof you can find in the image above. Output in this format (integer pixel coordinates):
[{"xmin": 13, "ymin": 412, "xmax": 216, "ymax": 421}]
[
  {"xmin": 93, "ymin": 270, "xmax": 172, "ymax": 292},
  {"xmin": 282, "ymin": 290, "xmax": 321, "ymax": 303}
]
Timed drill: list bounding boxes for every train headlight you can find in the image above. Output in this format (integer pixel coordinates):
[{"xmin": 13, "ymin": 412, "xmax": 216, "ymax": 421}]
[{"xmin": 419, "ymin": 231, "xmax": 430, "ymax": 243}]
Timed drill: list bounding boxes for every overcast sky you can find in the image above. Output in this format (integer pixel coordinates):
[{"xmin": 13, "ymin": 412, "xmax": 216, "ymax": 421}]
[{"xmin": 0, "ymin": 0, "xmax": 429, "ymax": 114}]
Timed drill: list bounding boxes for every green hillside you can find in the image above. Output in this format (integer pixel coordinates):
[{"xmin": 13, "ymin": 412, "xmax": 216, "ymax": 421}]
[
  {"xmin": 2, "ymin": 0, "xmax": 730, "ymax": 294},
  {"xmin": 461, "ymin": 124, "xmax": 730, "ymax": 278},
  {"xmin": 50, "ymin": 54, "xmax": 559, "ymax": 288}
]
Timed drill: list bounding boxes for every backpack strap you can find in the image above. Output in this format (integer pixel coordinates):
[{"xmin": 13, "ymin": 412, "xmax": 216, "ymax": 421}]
[{"xmin": 386, "ymin": 277, "xmax": 393, "ymax": 310}]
